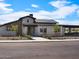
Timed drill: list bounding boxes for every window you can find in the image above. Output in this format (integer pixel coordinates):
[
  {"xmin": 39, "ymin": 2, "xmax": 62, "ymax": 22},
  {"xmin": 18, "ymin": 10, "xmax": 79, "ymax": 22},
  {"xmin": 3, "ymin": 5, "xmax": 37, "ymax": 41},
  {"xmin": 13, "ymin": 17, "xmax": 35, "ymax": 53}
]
[
  {"xmin": 27, "ymin": 19, "xmax": 29, "ymax": 23},
  {"xmin": 40, "ymin": 28, "xmax": 47, "ymax": 33},
  {"xmin": 40, "ymin": 28, "xmax": 43, "ymax": 32},
  {"xmin": 44, "ymin": 28, "xmax": 47, "ymax": 33},
  {"xmin": 7, "ymin": 26, "xmax": 11, "ymax": 31}
]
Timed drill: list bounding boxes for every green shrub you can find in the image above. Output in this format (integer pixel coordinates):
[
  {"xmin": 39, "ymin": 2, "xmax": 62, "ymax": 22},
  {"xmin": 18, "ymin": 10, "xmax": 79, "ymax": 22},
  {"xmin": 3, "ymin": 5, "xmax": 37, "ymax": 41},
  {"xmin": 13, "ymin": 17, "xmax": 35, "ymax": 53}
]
[
  {"xmin": 18, "ymin": 35, "xmax": 33, "ymax": 40},
  {"xmin": 24, "ymin": 35, "xmax": 33, "ymax": 40},
  {"xmin": 48, "ymin": 37, "xmax": 52, "ymax": 39}
]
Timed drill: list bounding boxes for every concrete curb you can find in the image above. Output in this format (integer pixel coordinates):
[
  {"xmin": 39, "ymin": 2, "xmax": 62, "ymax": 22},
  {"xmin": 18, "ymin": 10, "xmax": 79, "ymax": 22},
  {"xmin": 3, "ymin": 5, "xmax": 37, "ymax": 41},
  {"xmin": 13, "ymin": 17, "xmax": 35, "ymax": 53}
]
[{"xmin": 0, "ymin": 39, "xmax": 79, "ymax": 43}]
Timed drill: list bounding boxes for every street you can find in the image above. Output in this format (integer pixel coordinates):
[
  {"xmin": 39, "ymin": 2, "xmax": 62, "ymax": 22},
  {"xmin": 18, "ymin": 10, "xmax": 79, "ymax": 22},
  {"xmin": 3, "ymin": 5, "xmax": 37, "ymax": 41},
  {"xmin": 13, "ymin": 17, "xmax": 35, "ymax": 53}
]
[{"xmin": 0, "ymin": 41, "xmax": 79, "ymax": 59}]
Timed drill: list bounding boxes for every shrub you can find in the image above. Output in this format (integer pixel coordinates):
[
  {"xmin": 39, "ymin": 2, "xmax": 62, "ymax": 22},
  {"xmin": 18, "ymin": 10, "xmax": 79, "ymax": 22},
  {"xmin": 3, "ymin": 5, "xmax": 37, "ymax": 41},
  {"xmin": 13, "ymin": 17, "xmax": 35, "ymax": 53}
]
[
  {"xmin": 47, "ymin": 37, "xmax": 52, "ymax": 39},
  {"xmin": 24, "ymin": 35, "xmax": 33, "ymax": 40}
]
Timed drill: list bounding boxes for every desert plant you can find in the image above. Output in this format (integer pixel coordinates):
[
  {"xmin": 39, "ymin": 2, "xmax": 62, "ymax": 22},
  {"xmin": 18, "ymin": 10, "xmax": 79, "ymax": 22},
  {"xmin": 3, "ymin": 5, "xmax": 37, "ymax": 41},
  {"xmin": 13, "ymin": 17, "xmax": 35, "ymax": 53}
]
[
  {"xmin": 53, "ymin": 24, "xmax": 60, "ymax": 32},
  {"xmin": 24, "ymin": 35, "xmax": 33, "ymax": 40}
]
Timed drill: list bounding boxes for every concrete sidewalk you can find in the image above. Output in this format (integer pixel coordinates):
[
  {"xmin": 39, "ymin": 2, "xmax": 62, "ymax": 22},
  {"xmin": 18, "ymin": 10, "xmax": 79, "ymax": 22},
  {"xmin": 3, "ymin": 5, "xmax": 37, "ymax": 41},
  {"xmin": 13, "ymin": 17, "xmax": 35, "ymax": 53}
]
[
  {"xmin": 32, "ymin": 37, "xmax": 49, "ymax": 40},
  {"xmin": 0, "ymin": 39, "xmax": 78, "ymax": 43}
]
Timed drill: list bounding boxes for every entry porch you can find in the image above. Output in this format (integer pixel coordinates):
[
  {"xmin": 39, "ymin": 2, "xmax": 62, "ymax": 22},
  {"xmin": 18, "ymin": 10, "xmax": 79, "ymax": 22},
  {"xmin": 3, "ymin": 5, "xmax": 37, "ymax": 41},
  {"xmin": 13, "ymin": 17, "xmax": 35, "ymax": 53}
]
[{"xmin": 23, "ymin": 24, "xmax": 37, "ymax": 36}]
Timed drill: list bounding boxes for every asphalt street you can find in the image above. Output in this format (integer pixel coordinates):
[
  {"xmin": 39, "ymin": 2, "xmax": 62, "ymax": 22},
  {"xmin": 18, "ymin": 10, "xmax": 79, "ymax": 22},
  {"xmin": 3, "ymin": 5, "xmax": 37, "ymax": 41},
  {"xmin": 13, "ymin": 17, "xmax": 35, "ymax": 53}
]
[{"xmin": 0, "ymin": 41, "xmax": 79, "ymax": 59}]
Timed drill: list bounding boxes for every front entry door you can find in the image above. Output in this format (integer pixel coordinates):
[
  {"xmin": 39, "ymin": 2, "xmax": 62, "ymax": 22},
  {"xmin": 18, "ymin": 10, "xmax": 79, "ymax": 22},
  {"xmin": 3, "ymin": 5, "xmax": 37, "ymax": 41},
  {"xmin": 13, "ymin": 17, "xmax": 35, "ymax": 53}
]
[
  {"xmin": 27, "ymin": 27, "xmax": 31, "ymax": 35},
  {"xmin": 27, "ymin": 26, "xmax": 35, "ymax": 36}
]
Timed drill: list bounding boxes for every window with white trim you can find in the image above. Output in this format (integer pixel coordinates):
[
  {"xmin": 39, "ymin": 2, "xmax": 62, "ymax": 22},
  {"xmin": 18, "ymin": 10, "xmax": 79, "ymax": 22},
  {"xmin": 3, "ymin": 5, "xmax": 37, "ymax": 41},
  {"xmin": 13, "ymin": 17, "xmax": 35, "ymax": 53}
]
[{"xmin": 40, "ymin": 28, "xmax": 47, "ymax": 33}]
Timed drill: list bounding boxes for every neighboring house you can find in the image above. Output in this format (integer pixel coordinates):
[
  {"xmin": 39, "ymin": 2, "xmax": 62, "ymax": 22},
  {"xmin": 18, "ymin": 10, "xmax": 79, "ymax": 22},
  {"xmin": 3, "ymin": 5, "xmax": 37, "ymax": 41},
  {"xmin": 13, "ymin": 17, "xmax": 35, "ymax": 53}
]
[
  {"xmin": 0, "ymin": 14, "xmax": 60, "ymax": 36},
  {"xmin": 59, "ymin": 25, "xmax": 79, "ymax": 36}
]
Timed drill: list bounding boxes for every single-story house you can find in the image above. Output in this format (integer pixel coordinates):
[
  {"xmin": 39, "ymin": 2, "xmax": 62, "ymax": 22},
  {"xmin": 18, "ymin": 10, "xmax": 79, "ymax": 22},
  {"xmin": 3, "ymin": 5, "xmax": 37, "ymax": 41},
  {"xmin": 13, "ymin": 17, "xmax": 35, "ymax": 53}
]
[
  {"xmin": 0, "ymin": 14, "xmax": 59, "ymax": 36},
  {"xmin": 0, "ymin": 14, "xmax": 79, "ymax": 37}
]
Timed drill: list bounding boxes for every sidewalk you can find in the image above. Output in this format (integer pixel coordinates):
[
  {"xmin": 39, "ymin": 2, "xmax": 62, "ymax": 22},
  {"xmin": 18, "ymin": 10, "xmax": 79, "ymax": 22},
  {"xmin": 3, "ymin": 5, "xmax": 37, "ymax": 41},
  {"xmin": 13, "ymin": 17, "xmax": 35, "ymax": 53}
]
[
  {"xmin": 0, "ymin": 36, "xmax": 78, "ymax": 43},
  {"xmin": 0, "ymin": 39, "xmax": 79, "ymax": 43},
  {"xmin": 32, "ymin": 37, "xmax": 49, "ymax": 40}
]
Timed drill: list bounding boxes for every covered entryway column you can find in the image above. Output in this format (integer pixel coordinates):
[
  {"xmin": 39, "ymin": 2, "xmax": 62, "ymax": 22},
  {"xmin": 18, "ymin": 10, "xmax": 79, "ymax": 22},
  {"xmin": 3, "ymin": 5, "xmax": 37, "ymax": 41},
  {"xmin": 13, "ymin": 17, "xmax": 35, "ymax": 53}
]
[
  {"xmin": 69, "ymin": 28, "xmax": 71, "ymax": 33},
  {"xmin": 60, "ymin": 26, "xmax": 65, "ymax": 36}
]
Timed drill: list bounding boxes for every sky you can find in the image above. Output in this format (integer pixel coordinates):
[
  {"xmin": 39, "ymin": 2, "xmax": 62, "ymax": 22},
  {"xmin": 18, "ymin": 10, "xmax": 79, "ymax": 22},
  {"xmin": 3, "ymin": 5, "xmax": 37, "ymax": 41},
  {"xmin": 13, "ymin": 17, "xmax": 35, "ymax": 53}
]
[{"xmin": 0, "ymin": 0, "xmax": 79, "ymax": 25}]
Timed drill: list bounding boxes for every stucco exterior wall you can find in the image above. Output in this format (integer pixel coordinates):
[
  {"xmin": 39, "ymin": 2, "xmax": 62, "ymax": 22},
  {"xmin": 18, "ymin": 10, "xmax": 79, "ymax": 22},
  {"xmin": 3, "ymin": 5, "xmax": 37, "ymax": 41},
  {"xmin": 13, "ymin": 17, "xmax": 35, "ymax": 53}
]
[
  {"xmin": 22, "ymin": 17, "xmax": 34, "ymax": 25},
  {"xmin": 0, "ymin": 26, "xmax": 6, "ymax": 31},
  {"xmin": 22, "ymin": 17, "xmax": 34, "ymax": 35},
  {"xmin": 35, "ymin": 25, "xmax": 55, "ymax": 36},
  {"xmin": 22, "ymin": 26, "xmax": 27, "ymax": 35}
]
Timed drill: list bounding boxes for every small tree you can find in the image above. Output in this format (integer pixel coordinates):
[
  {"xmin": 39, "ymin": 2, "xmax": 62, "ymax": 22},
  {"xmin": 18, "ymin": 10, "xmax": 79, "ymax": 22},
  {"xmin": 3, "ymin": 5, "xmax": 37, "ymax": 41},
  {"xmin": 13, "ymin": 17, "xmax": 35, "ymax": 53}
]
[
  {"xmin": 53, "ymin": 24, "xmax": 60, "ymax": 32},
  {"xmin": 53, "ymin": 24, "xmax": 60, "ymax": 36}
]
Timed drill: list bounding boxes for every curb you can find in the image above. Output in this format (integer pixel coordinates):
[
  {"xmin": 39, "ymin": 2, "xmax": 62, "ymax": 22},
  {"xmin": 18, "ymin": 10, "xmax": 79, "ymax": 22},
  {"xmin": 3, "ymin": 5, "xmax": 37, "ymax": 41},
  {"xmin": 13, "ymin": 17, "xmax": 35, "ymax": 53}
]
[{"xmin": 0, "ymin": 39, "xmax": 79, "ymax": 43}]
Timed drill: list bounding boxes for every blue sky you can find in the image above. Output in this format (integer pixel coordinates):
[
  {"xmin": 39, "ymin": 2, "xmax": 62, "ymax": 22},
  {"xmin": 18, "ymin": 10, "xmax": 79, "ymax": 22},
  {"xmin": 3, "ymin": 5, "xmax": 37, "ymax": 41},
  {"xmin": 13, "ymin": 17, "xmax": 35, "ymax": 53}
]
[{"xmin": 0, "ymin": 0, "xmax": 79, "ymax": 25}]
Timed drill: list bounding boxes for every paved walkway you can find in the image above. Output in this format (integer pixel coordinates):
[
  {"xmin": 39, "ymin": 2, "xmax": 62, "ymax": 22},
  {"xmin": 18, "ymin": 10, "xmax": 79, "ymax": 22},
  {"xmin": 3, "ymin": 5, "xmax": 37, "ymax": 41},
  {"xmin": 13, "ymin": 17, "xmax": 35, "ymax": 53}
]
[{"xmin": 32, "ymin": 37, "xmax": 49, "ymax": 40}]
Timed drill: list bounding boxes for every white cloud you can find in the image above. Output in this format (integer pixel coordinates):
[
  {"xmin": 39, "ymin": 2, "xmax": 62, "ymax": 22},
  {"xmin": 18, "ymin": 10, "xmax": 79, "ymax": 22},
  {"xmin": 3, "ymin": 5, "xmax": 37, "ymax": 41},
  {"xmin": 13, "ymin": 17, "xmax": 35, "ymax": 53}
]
[
  {"xmin": 57, "ymin": 19, "xmax": 79, "ymax": 25},
  {"xmin": 0, "ymin": 0, "xmax": 79, "ymax": 25},
  {"xmin": 0, "ymin": 0, "xmax": 4, "ymax": 1},
  {"xmin": 0, "ymin": 11, "xmax": 51, "ymax": 24},
  {"xmin": 0, "ymin": 11, "xmax": 31, "ymax": 24},
  {"xmin": 0, "ymin": 0, "xmax": 13, "ymax": 14},
  {"xmin": 32, "ymin": 4, "xmax": 39, "ymax": 8},
  {"xmin": 76, "ymin": 9, "xmax": 79, "ymax": 16},
  {"xmin": 49, "ymin": 0, "xmax": 71, "ymax": 8},
  {"xmin": 0, "ymin": 10, "xmax": 53, "ymax": 24},
  {"xmin": 51, "ymin": 4, "xmax": 79, "ymax": 18},
  {"xmin": 0, "ymin": 9, "xmax": 79, "ymax": 25},
  {"xmin": 25, "ymin": 8, "xmax": 31, "ymax": 11},
  {"xmin": 49, "ymin": 0, "xmax": 79, "ymax": 19},
  {"xmin": 32, "ymin": 4, "xmax": 79, "ymax": 19}
]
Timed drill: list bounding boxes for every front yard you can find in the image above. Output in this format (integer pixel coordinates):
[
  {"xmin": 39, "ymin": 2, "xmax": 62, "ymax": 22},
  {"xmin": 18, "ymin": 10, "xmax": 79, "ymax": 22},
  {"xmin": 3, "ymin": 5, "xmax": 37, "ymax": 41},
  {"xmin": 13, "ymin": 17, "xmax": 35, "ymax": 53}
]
[{"xmin": 0, "ymin": 36, "xmax": 33, "ymax": 40}]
